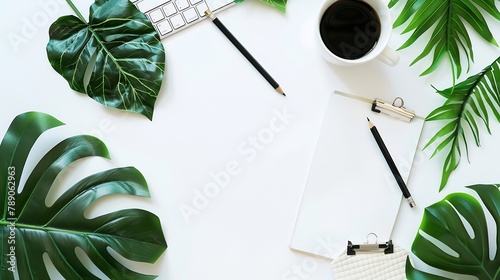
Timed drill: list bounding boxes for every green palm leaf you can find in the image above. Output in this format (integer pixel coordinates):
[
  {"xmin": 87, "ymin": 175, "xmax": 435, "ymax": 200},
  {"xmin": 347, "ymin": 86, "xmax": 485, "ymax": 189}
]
[
  {"xmin": 234, "ymin": 0, "xmax": 288, "ymax": 12},
  {"xmin": 389, "ymin": 0, "xmax": 500, "ymax": 79},
  {"xmin": 406, "ymin": 184, "xmax": 500, "ymax": 279},
  {"xmin": 47, "ymin": 0, "xmax": 165, "ymax": 120},
  {"xmin": 424, "ymin": 56, "xmax": 500, "ymax": 191},
  {"xmin": 0, "ymin": 112, "xmax": 167, "ymax": 279}
]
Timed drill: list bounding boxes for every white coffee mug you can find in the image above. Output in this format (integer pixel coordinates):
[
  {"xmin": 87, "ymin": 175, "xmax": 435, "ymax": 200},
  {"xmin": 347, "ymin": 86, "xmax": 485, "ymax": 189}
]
[{"xmin": 317, "ymin": 0, "xmax": 399, "ymax": 66}]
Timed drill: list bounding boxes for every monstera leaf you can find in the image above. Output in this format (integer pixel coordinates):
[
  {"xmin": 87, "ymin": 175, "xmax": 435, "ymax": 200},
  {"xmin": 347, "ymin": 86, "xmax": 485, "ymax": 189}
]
[
  {"xmin": 47, "ymin": 0, "xmax": 165, "ymax": 120},
  {"xmin": 235, "ymin": 0, "xmax": 288, "ymax": 12},
  {"xmin": 389, "ymin": 0, "xmax": 500, "ymax": 80},
  {"xmin": 0, "ymin": 112, "xmax": 167, "ymax": 279},
  {"xmin": 424, "ymin": 56, "xmax": 500, "ymax": 190},
  {"xmin": 406, "ymin": 184, "xmax": 499, "ymax": 279}
]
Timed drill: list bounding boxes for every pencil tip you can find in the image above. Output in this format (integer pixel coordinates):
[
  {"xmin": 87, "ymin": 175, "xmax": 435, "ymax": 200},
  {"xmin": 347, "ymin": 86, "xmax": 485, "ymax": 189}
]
[
  {"xmin": 276, "ymin": 86, "xmax": 285, "ymax": 96},
  {"xmin": 367, "ymin": 118, "xmax": 375, "ymax": 128},
  {"xmin": 283, "ymin": 93, "xmax": 286, "ymax": 97}
]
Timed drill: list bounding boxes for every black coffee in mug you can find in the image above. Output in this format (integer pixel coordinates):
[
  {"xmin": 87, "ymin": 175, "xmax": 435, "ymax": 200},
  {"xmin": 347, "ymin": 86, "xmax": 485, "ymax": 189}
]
[{"xmin": 320, "ymin": 0, "xmax": 381, "ymax": 60}]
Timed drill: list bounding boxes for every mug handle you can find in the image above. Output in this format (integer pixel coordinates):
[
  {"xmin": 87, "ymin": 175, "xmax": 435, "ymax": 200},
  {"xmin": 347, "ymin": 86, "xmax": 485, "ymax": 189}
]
[{"xmin": 377, "ymin": 46, "xmax": 400, "ymax": 66}]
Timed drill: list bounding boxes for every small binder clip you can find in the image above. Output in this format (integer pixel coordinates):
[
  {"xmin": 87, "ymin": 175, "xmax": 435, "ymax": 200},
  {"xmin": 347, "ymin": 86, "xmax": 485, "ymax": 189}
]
[
  {"xmin": 347, "ymin": 233, "xmax": 394, "ymax": 255},
  {"xmin": 371, "ymin": 97, "xmax": 415, "ymax": 122}
]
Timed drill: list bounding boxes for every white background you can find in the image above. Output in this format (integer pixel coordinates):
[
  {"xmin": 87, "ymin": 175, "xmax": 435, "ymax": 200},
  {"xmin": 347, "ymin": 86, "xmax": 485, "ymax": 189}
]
[{"xmin": 1, "ymin": 0, "xmax": 500, "ymax": 279}]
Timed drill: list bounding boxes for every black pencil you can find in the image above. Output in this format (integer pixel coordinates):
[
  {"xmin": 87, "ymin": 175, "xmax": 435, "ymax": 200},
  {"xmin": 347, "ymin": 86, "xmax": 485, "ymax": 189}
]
[
  {"xmin": 367, "ymin": 118, "xmax": 416, "ymax": 208},
  {"xmin": 205, "ymin": 9, "xmax": 285, "ymax": 96}
]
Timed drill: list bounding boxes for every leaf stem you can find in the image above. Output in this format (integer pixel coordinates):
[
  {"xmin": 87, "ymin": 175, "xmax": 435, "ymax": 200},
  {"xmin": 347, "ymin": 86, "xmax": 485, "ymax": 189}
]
[
  {"xmin": 445, "ymin": 0, "xmax": 456, "ymax": 88},
  {"xmin": 0, "ymin": 220, "xmax": 87, "ymax": 236},
  {"xmin": 448, "ymin": 52, "xmax": 456, "ymax": 91},
  {"xmin": 65, "ymin": 0, "xmax": 87, "ymax": 23}
]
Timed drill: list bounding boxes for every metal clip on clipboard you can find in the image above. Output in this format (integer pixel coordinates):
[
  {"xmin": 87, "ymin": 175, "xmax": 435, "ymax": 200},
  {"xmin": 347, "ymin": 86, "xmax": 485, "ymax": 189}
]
[
  {"xmin": 333, "ymin": 232, "xmax": 407, "ymax": 279},
  {"xmin": 347, "ymin": 233, "xmax": 394, "ymax": 255},
  {"xmin": 371, "ymin": 97, "xmax": 415, "ymax": 122}
]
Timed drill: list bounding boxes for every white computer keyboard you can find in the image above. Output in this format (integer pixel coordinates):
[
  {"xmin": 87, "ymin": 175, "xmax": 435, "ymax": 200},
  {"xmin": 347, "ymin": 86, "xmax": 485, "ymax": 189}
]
[{"xmin": 131, "ymin": 0, "xmax": 217, "ymax": 38}]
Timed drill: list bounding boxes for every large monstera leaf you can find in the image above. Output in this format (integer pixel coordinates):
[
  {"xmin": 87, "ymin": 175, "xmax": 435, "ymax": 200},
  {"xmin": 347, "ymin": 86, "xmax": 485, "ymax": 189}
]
[
  {"xmin": 47, "ymin": 0, "xmax": 165, "ymax": 120},
  {"xmin": 0, "ymin": 112, "xmax": 167, "ymax": 279},
  {"xmin": 406, "ymin": 184, "xmax": 499, "ymax": 279}
]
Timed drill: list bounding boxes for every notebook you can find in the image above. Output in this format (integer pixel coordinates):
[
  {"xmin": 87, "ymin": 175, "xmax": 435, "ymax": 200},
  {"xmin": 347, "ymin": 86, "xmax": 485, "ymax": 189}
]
[{"xmin": 290, "ymin": 91, "xmax": 424, "ymax": 260}]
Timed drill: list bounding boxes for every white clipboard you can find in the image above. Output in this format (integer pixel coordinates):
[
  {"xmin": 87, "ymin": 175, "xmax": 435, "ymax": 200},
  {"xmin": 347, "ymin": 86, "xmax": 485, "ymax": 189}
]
[{"xmin": 289, "ymin": 91, "xmax": 424, "ymax": 260}]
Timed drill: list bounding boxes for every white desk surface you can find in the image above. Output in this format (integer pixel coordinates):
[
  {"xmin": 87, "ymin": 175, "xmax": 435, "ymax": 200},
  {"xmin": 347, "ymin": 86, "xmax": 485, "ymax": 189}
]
[{"xmin": 1, "ymin": 0, "xmax": 500, "ymax": 279}]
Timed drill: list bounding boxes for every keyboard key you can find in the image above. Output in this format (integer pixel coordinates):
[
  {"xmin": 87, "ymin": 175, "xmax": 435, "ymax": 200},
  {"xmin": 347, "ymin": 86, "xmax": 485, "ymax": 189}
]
[
  {"xmin": 157, "ymin": 20, "xmax": 173, "ymax": 35},
  {"xmin": 149, "ymin": 9, "xmax": 165, "ymax": 23},
  {"xmin": 196, "ymin": 2, "xmax": 208, "ymax": 17},
  {"xmin": 136, "ymin": 0, "xmax": 166, "ymax": 12},
  {"xmin": 170, "ymin": 14, "xmax": 186, "ymax": 29},
  {"xmin": 183, "ymin": 8, "xmax": 198, "ymax": 23},
  {"xmin": 175, "ymin": 0, "xmax": 190, "ymax": 11},
  {"xmin": 135, "ymin": 0, "xmax": 235, "ymax": 38},
  {"xmin": 163, "ymin": 3, "xmax": 177, "ymax": 16}
]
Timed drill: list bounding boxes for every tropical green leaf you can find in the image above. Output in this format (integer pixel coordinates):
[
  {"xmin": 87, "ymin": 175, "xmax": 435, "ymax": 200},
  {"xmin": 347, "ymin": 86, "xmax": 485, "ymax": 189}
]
[
  {"xmin": 0, "ymin": 112, "xmax": 167, "ymax": 279},
  {"xmin": 424, "ymin": 56, "xmax": 500, "ymax": 191},
  {"xmin": 405, "ymin": 257, "xmax": 449, "ymax": 280},
  {"xmin": 406, "ymin": 184, "xmax": 500, "ymax": 279},
  {"xmin": 234, "ymin": 0, "xmax": 288, "ymax": 12},
  {"xmin": 390, "ymin": 0, "xmax": 500, "ymax": 79},
  {"xmin": 47, "ymin": 0, "xmax": 165, "ymax": 120}
]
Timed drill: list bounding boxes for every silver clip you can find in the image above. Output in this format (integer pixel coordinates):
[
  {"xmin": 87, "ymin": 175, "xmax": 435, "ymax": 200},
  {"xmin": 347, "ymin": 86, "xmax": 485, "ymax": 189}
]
[
  {"xmin": 347, "ymin": 233, "xmax": 394, "ymax": 255},
  {"xmin": 371, "ymin": 97, "xmax": 415, "ymax": 122}
]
